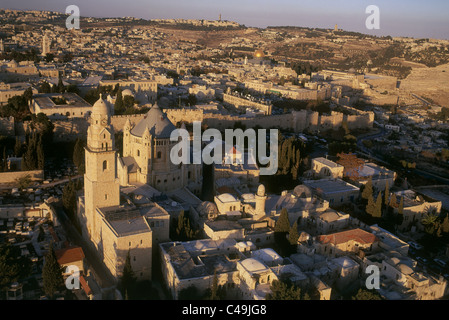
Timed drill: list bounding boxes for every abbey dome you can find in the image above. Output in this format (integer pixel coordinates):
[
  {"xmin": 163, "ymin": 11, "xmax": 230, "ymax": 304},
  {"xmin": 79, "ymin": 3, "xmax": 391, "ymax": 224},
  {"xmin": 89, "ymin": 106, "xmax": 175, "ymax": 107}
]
[{"xmin": 130, "ymin": 103, "xmax": 176, "ymax": 138}]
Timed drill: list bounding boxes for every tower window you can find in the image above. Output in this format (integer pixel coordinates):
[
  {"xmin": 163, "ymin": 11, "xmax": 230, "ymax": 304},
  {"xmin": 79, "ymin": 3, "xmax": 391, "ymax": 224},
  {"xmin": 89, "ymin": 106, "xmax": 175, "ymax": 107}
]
[
  {"xmin": 137, "ymin": 150, "xmax": 140, "ymax": 157},
  {"xmin": 105, "ymin": 194, "xmax": 108, "ymax": 200},
  {"xmin": 157, "ymin": 151, "xmax": 162, "ymax": 159},
  {"xmin": 103, "ymin": 160, "xmax": 107, "ymax": 171}
]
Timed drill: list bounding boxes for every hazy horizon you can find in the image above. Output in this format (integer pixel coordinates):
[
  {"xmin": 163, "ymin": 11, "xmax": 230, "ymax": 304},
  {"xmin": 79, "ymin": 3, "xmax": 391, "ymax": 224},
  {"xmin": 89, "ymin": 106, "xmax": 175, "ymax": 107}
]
[{"xmin": 1, "ymin": 0, "xmax": 449, "ymax": 40}]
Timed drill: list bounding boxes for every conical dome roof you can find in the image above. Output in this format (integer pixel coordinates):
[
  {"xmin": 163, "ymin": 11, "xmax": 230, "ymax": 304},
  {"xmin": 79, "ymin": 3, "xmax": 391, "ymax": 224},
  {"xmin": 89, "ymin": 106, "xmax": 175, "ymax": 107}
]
[{"xmin": 131, "ymin": 103, "xmax": 176, "ymax": 138}]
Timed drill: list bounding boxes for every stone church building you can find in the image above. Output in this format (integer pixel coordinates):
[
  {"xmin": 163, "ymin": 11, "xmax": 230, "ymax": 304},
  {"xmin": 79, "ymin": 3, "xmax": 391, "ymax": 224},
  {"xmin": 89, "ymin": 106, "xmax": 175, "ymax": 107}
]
[{"xmin": 77, "ymin": 98, "xmax": 200, "ymax": 283}]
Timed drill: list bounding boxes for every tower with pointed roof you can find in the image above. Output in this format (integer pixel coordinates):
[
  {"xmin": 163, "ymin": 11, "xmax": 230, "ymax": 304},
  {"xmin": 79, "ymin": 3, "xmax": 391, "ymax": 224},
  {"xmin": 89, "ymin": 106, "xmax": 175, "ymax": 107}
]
[{"xmin": 82, "ymin": 98, "xmax": 120, "ymax": 248}]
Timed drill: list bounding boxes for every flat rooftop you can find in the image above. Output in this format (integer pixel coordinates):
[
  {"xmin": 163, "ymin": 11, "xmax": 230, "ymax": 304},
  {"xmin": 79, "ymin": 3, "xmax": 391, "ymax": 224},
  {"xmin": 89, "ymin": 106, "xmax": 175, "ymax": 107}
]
[
  {"xmin": 205, "ymin": 220, "xmax": 243, "ymax": 232},
  {"xmin": 303, "ymin": 178, "xmax": 359, "ymax": 194},
  {"xmin": 313, "ymin": 157, "xmax": 343, "ymax": 168},
  {"xmin": 107, "ymin": 216, "xmax": 150, "ymax": 237},
  {"xmin": 33, "ymin": 93, "xmax": 91, "ymax": 109}
]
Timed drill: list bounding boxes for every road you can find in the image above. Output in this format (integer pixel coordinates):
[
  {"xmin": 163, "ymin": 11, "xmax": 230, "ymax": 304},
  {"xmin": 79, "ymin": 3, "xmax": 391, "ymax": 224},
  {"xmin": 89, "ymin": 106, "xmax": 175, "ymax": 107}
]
[
  {"xmin": 357, "ymin": 128, "xmax": 449, "ymax": 185},
  {"xmin": 52, "ymin": 202, "xmax": 116, "ymax": 289}
]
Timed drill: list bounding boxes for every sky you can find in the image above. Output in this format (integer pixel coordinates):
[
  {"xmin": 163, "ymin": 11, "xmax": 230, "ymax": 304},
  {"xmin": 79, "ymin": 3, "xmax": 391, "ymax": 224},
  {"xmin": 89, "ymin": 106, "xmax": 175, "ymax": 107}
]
[{"xmin": 2, "ymin": 0, "xmax": 449, "ymax": 39}]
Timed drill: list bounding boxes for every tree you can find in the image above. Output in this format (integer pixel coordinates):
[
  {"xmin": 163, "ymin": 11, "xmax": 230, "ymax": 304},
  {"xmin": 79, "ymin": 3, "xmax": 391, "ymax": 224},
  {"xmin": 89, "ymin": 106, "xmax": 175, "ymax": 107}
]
[
  {"xmin": 361, "ymin": 177, "xmax": 373, "ymax": 201},
  {"xmin": 337, "ymin": 153, "xmax": 364, "ymax": 180},
  {"xmin": 441, "ymin": 214, "xmax": 449, "ymax": 234},
  {"xmin": 0, "ymin": 243, "xmax": 32, "ymax": 294},
  {"xmin": 352, "ymin": 288, "xmax": 382, "ymax": 300},
  {"xmin": 15, "ymin": 174, "xmax": 32, "ymax": 189},
  {"xmin": 57, "ymin": 77, "xmax": 66, "ymax": 94},
  {"xmin": 14, "ymin": 137, "xmax": 23, "ymax": 157},
  {"xmin": 266, "ymin": 280, "xmax": 302, "ymax": 300},
  {"xmin": 42, "ymin": 242, "xmax": 64, "ymax": 299},
  {"xmin": 44, "ymin": 53, "xmax": 54, "ymax": 62},
  {"xmin": 389, "ymin": 192, "xmax": 397, "ymax": 208},
  {"xmin": 373, "ymin": 191, "xmax": 383, "ymax": 218},
  {"xmin": 288, "ymin": 221, "xmax": 299, "ymax": 246},
  {"xmin": 421, "ymin": 210, "xmax": 440, "ymax": 235},
  {"xmin": 73, "ymin": 138, "xmax": 85, "ymax": 173},
  {"xmin": 366, "ymin": 194, "xmax": 376, "ymax": 217},
  {"xmin": 275, "ymin": 208, "xmax": 290, "ymax": 233},
  {"xmin": 210, "ymin": 270, "xmax": 219, "ymax": 300},
  {"xmin": 22, "ymin": 133, "xmax": 37, "ymax": 171},
  {"xmin": 23, "ymin": 87, "xmax": 34, "ymax": 104},
  {"xmin": 39, "ymin": 82, "xmax": 52, "ymax": 94},
  {"xmin": 120, "ymin": 250, "xmax": 137, "ymax": 299},
  {"xmin": 37, "ymin": 135, "xmax": 45, "ymax": 170},
  {"xmin": 114, "ymin": 89, "xmax": 125, "ymax": 114},
  {"xmin": 384, "ymin": 181, "xmax": 390, "ymax": 207},
  {"xmin": 398, "ymin": 196, "xmax": 404, "ymax": 215}
]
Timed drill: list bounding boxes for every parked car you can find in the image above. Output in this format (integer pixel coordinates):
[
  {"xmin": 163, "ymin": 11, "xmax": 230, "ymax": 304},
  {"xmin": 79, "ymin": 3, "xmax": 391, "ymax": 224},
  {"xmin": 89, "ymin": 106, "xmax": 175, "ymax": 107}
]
[
  {"xmin": 417, "ymin": 257, "xmax": 428, "ymax": 264},
  {"xmin": 409, "ymin": 242, "xmax": 423, "ymax": 251},
  {"xmin": 434, "ymin": 259, "xmax": 447, "ymax": 268}
]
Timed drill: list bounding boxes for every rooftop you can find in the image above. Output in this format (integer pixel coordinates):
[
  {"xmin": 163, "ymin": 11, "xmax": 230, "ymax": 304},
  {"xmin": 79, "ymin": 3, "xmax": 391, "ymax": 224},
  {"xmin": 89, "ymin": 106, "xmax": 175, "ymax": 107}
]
[
  {"xmin": 55, "ymin": 246, "xmax": 85, "ymax": 265},
  {"xmin": 318, "ymin": 228, "xmax": 379, "ymax": 246},
  {"xmin": 33, "ymin": 93, "xmax": 91, "ymax": 109},
  {"xmin": 107, "ymin": 216, "xmax": 151, "ymax": 237},
  {"xmin": 303, "ymin": 178, "xmax": 360, "ymax": 195},
  {"xmin": 205, "ymin": 219, "xmax": 243, "ymax": 232},
  {"xmin": 313, "ymin": 157, "xmax": 343, "ymax": 169}
]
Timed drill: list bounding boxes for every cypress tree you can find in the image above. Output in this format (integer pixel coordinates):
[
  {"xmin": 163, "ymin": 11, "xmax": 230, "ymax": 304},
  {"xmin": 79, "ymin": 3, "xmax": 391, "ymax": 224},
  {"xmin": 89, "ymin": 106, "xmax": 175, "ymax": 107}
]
[
  {"xmin": 120, "ymin": 250, "xmax": 136, "ymax": 299},
  {"xmin": 374, "ymin": 192, "xmax": 383, "ymax": 218},
  {"xmin": 442, "ymin": 214, "xmax": 449, "ymax": 234},
  {"xmin": 389, "ymin": 192, "xmax": 397, "ymax": 208},
  {"xmin": 37, "ymin": 135, "xmax": 45, "ymax": 170},
  {"xmin": 2, "ymin": 147, "xmax": 6, "ymax": 172},
  {"xmin": 42, "ymin": 242, "xmax": 64, "ymax": 299},
  {"xmin": 361, "ymin": 177, "xmax": 373, "ymax": 201},
  {"xmin": 210, "ymin": 270, "xmax": 219, "ymax": 300},
  {"xmin": 114, "ymin": 89, "xmax": 124, "ymax": 114},
  {"xmin": 366, "ymin": 194, "xmax": 376, "ymax": 217},
  {"xmin": 14, "ymin": 137, "xmax": 22, "ymax": 157},
  {"xmin": 275, "ymin": 208, "xmax": 291, "ymax": 233},
  {"xmin": 73, "ymin": 138, "xmax": 85, "ymax": 173},
  {"xmin": 57, "ymin": 77, "xmax": 66, "ymax": 93},
  {"xmin": 288, "ymin": 221, "xmax": 300, "ymax": 245},
  {"xmin": 398, "ymin": 197, "xmax": 404, "ymax": 215}
]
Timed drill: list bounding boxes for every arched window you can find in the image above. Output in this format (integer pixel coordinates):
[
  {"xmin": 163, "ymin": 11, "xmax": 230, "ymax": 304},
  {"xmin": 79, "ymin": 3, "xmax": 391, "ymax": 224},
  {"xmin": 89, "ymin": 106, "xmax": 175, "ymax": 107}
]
[
  {"xmin": 137, "ymin": 150, "xmax": 140, "ymax": 157},
  {"xmin": 157, "ymin": 151, "xmax": 162, "ymax": 159},
  {"xmin": 103, "ymin": 160, "xmax": 107, "ymax": 171}
]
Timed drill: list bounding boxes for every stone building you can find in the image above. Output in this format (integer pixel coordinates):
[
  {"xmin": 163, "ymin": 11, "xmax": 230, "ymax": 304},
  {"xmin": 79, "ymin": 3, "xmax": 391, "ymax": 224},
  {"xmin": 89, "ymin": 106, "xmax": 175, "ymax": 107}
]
[
  {"xmin": 77, "ymin": 98, "xmax": 169, "ymax": 282},
  {"xmin": 119, "ymin": 103, "xmax": 202, "ymax": 193}
]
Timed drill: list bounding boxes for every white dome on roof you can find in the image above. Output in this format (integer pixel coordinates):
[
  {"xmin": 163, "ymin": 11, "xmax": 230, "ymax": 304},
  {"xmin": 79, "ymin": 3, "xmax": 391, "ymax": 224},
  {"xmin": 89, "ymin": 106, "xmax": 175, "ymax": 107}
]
[
  {"xmin": 240, "ymin": 258, "xmax": 267, "ymax": 273},
  {"xmin": 397, "ymin": 263, "xmax": 413, "ymax": 275},
  {"xmin": 92, "ymin": 98, "xmax": 109, "ymax": 116},
  {"xmin": 122, "ymin": 89, "xmax": 134, "ymax": 97}
]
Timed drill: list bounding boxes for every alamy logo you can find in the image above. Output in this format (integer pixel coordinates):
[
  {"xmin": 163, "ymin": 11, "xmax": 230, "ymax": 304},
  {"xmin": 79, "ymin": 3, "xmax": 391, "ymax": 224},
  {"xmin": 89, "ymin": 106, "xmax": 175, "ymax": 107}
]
[
  {"xmin": 66, "ymin": 5, "xmax": 80, "ymax": 30},
  {"xmin": 366, "ymin": 5, "xmax": 380, "ymax": 30},
  {"xmin": 365, "ymin": 265, "xmax": 380, "ymax": 290},
  {"xmin": 65, "ymin": 265, "xmax": 80, "ymax": 290},
  {"xmin": 170, "ymin": 121, "xmax": 279, "ymax": 175}
]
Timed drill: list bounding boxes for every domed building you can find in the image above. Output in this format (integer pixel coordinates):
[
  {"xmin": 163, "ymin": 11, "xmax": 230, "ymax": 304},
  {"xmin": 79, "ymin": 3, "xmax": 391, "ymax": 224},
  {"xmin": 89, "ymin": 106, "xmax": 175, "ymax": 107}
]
[
  {"xmin": 254, "ymin": 49, "xmax": 265, "ymax": 59},
  {"xmin": 118, "ymin": 103, "xmax": 202, "ymax": 193}
]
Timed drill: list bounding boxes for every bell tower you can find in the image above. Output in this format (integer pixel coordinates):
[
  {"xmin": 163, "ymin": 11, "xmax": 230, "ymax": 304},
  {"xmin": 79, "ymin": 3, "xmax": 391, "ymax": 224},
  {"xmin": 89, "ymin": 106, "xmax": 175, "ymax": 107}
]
[{"xmin": 83, "ymin": 98, "xmax": 120, "ymax": 248}]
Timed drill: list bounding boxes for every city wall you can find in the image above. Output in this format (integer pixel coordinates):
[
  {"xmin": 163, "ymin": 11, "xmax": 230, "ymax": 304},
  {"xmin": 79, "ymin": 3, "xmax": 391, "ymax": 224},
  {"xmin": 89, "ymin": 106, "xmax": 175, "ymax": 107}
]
[
  {"xmin": 0, "ymin": 169, "xmax": 44, "ymax": 184},
  {"xmin": 15, "ymin": 107, "xmax": 373, "ymax": 141}
]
